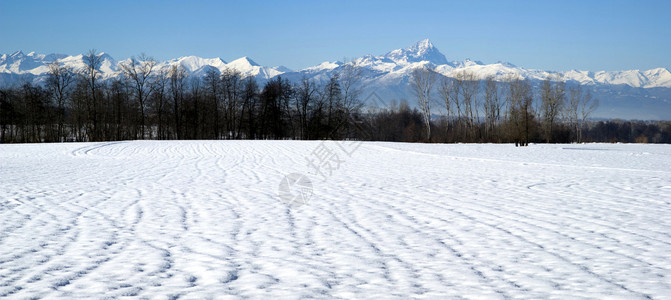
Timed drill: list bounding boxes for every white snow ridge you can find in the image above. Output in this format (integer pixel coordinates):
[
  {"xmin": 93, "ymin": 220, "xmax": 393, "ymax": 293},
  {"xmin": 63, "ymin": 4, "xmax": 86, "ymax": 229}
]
[{"xmin": 1, "ymin": 141, "xmax": 671, "ymax": 298}]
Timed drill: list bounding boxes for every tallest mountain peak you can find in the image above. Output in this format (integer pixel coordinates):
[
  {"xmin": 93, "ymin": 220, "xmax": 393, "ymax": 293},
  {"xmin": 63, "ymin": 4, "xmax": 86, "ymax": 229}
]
[
  {"xmin": 385, "ymin": 39, "xmax": 448, "ymax": 65},
  {"xmin": 412, "ymin": 38, "xmax": 434, "ymax": 50}
]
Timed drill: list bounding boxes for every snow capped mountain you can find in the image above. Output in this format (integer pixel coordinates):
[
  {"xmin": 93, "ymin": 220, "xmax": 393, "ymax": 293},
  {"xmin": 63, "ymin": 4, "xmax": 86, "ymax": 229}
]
[
  {"xmin": 301, "ymin": 61, "xmax": 342, "ymax": 72},
  {"xmin": 0, "ymin": 51, "xmax": 291, "ymax": 84},
  {"xmin": 1, "ymin": 42, "xmax": 669, "ymax": 88},
  {"xmin": 153, "ymin": 56, "xmax": 289, "ymax": 82},
  {"xmin": 0, "ymin": 51, "xmax": 68, "ymax": 75},
  {"xmin": 0, "ymin": 51, "xmax": 117, "ymax": 77},
  {"xmin": 384, "ymin": 38, "xmax": 449, "ymax": 65},
  {"xmin": 224, "ymin": 56, "xmax": 287, "ymax": 81},
  {"xmin": 160, "ymin": 56, "xmax": 228, "ymax": 73},
  {"xmin": 593, "ymin": 68, "xmax": 671, "ymax": 89},
  {"xmin": 1, "ymin": 40, "xmax": 670, "ymax": 119}
]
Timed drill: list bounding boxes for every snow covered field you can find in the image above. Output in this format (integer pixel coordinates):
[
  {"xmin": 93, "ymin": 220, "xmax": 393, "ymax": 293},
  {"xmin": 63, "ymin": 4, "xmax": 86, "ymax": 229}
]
[{"xmin": 1, "ymin": 141, "xmax": 670, "ymax": 299}]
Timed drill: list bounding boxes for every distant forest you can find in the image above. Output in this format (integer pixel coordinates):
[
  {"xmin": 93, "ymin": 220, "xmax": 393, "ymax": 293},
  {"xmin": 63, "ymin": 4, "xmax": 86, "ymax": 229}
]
[{"xmin": 1, "ymin": 51, "xmax": 670, "ymax": 144}]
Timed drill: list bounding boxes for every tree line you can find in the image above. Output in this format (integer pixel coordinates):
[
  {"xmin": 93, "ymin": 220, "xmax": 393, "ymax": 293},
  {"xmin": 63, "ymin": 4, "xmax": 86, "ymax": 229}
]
[
  {"xmin": 1, "ymin": 51, "xmax": 669, "ymax": 144},
  {"xmin": 0, "ymin": 51, "xmax": 363, "ymax": 143},
  {"xmin": 406, "ymin": 67, "xmax": 670, "ymax": 144},
  {"xmin": 408, "ymin": 67, "xmax": 603, "ymax": 145}
]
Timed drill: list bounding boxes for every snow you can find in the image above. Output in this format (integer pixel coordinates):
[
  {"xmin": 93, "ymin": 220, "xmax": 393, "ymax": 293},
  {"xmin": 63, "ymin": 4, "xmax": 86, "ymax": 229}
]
[
  {"xmin": 228, "ymin": 56, "xmax": 260, "ymax": 68},
  {"xmin": 221, "ymin": 57, "xmax": 285, "ymax": 81},
  {"xmin": 273, "ymin": 65, "xmax": 294, "ymax": 73},
  {"xmin": 302, "ymin": 61, "xmax": 342, "ymax": 72},
  {"xmin": 161, "ymin": 56, "xmax": 228, "ymax": 73},
  {"xmin": 0, "ymin": 52, "xmax": 115, "ymax": 76},
  {"xmin": 385, "ymin": 39, "xmax": 449, "ymax": 65},
  {"xmin": 1, "ymin": 141, "xmax": 670, "ymax": 298},
  {"xmin": 642, "ymin": 68, "xmax": 671, "ymax": 88},
  {"xmin": 564, "ymin": 70, "xmax": 596, "ymax": 85}
]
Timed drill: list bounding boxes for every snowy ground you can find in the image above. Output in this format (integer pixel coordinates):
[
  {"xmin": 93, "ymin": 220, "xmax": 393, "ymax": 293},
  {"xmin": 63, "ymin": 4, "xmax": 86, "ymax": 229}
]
[{"xmin": 1, "ymin": 141, "xmax": 670, "ymax": 299}]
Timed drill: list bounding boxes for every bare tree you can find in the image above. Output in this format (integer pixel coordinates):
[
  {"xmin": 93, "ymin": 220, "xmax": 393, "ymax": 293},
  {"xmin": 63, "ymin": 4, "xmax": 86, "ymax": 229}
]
[
  {"xmin": 239, "ymin": 77, "xmax": 259, "ymax": 139},
  {"xmin": 120, "ymin": 54, "xmax": 156, "ymax": 139},
  {"xmin": 81, "ymin": 49, "xmax": 104, "ymax": 141},
  {"xmin": 168, "ymin": 65, "xmax": 187, "ymax": 139},
  {"xmin": 339, "ymin": 63, "xmax": 363, "ymax": 137},
  {"xmin": 484, "ymin": 76, "xmax": 500, "ymax": 141},
  {"xmin": 47, "ymin": 60, "xmax": 74, "ymax": 141},
  {"xmin": 411, "ymin": 66, "xmax": 436, "ymax": 141},
  {"xmin": 189, "ymin": 77, "xmax": 203, "ymax": 139},
  {"xmin": 259, "ymin": 76, "xmax": 293, "ymax": 139},
  {"xmin": 566, "ymin": 85, "xmax": 581, "ymax": 142},
  {"xmin": 221, "ymin": 68, "xmax": 241, "ymax": 138},
  {"xmin": 507, "ymin": 78, "xmax": 534, "ymax": 146},
  {"xmin": 322, "ymin": 72, "xmax": 343, "ymax": 137},
  {"xmin": 540, "ymin": 75, "xmax": 565, "ymax": 143},
  {"xmin": 294, "ymin": 76, "xmax": 317, "ymax": 139},
  {"xmin": 203, "ymin": 68, "xmax": 221, "ymax": 139},
  {"xmin": 579, "ymin": 88, "xmax": 598, "ymax": 142},
  {"xmin": 457, "ymin": 71, "xmax": 479, "ymax": 140},
  {"xmin": 451, "ymin": 74, "xmax": 465, "ymax": 139},
  {"xmin": 151, "ymin": 69, "xmax": 169, "ymax": 139},
  {"xmin": 0, "ymin": 89, "xmax": 10, "ymax": 143},
  {"xmin": 438, "ymin": 77, "xmax": 458, "ymax": 140},
  {"xmin": 108, "ymin": 78, "xmax": 129, "ymax": 140},
  {"xmin": 340, "ymin": 63, "xmax": 362, "ymax": 112},
  {"xmin": 565, "ymin": 85, "xmax": 598, "ymax": 143}
]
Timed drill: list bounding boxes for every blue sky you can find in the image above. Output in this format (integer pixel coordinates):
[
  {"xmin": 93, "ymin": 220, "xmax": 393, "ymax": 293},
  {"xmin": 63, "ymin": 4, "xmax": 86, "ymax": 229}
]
[{"xmin": 1, "ymin": 0, "xmax": 669, "ymax": 71}]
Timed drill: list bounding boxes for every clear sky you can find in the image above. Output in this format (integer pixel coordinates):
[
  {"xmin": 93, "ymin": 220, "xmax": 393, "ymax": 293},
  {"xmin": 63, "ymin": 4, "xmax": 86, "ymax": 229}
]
[{"xmin": 1, "ymin": 0, "xmax": 669, "ymax": 72}]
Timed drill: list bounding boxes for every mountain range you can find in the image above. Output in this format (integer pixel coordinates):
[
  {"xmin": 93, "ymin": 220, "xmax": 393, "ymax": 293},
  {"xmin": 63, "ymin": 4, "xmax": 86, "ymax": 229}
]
[{"xmin": 2, "ymin": 39, "xmax": 670, "ymax": 120}]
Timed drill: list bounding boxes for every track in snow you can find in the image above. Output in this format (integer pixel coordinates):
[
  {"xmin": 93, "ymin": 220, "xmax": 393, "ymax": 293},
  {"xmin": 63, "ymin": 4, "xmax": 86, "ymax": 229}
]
[{"xmin": 1, "ymin": 141, "xmax": 670, "ymax": 299}]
